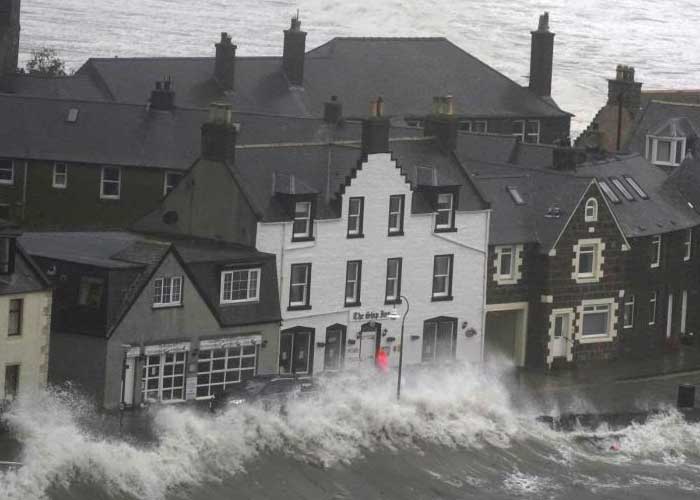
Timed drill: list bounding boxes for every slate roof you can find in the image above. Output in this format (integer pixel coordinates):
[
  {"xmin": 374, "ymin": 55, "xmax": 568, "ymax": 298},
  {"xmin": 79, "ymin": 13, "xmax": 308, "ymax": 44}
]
[
  {"xmin": 74, "ymin": 37, "xmax": 569, "ymax": 119},
  {"xmin": 575, "ymin": 154, "xmax": 700, "ymax": 238},
  {"xmin": 627, "ymin": 100, "xmax": 700, "ymax": 157},
  {"xmin": 18, "ymin": 231, "xmax": 280, "ymax": 335},
  {"xmin": 0, "ymin": 225, "xmax": 51, "ymax": 296}
]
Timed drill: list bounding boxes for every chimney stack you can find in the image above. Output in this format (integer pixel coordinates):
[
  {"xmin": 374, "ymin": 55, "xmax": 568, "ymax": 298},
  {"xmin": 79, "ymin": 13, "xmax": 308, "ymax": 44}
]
[
  {"xmin": 361, "ymin": 97, "xmax": 390, "ymax": 155},
  {"xmin": 150, "ymin": 78, "xmax": 175, "ymax": 111},
  {"xmin": 214, "ymin": 32, "xmax": 237, "ymax": 91},
  {"xmin": 201, "ymin": 102, "xmax": 237, "ymax": 163},
  {"xmin": 607, "ymin": 64, "xmax": 643, "ymax": 113},
  {"xmin": 323, "ymin": 95, "xmax": 343, "ymax": 124},
  {"xmin": 424, "ymin": 95, "xmax": 458, "ymax": 152},
  {"xmin": 283, "ymin": 14, "xmax": 307, "ymax": 87},
  {"xmin": 529, "ymin": 12, "xmax": 555, "ymax": 98},
  {"xmin": 0, "ymin": 0, "xmax": 21, "ymax": 92}
]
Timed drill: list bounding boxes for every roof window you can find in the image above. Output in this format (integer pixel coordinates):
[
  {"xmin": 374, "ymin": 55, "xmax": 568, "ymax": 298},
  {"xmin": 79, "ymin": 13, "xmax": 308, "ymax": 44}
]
[
  {"xmin": 623, "ymin": 176, "xmax": 649, "ymax": 200},
  {"xmin": 506, "ymin": 186, "xmax": 525, "ymax": 205},
  {"xmin": 599, "ymin": 181, "xmax": 621, "ymax": 204},
  {"xmin": 66, "ymin": 108, "xmax": 79, "ymax": 123},
  {"xmin": 610, "ymin": 177, "xmax": 634, "ymax": 201}
]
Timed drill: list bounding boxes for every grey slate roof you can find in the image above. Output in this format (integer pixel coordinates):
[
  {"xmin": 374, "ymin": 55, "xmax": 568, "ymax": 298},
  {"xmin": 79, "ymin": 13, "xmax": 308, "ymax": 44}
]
[
  {"xmin": 627, "ymin": 101, "xmax": 700, "ymax": 157},
  {"xmin": 74, "ymin": 37, "xmax": 569, "ymax": 119}
]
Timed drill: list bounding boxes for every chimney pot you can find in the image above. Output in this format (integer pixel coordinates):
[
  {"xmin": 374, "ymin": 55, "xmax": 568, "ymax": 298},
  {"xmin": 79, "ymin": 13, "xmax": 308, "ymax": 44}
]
[
  {"xmin": 537, "ymin": 12, "xmax": 550, "ymax": 32},
  {"xmin": 607, "ymin": 64, "xmax": 642, "ymax": 113},
  {"xmin": 425, "ymin": 95, "xmax": 458, "ymax": 152},
  {"xmin": 215, "ymin": 31, "xmax": 237, "ymax": 91},
  {"xmin": 529, "ymin": 12, "xmax": 555, "ymax": 97},
  {"xmin": 283, "ymin": 14, "xmax": 307, "ymax": 86},
  {"xmin": 362, "ymin": 97, "xmax": 390, "ymax": 155}
]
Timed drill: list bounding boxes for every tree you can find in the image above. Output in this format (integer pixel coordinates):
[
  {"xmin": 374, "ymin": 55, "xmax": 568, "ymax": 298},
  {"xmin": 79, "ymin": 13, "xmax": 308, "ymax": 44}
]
[{"xmin": 25, "ymin": 48, "xmax": 67, "ymax": 77}]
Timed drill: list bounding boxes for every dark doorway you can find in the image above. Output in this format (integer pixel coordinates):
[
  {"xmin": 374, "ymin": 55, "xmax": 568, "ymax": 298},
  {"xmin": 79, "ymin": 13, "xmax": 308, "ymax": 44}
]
[
  {"xmin": 279, "ymin": 327, "xmax": 315, "ymax": 375},
  {"xmin": 324, "ymin": 324, "xmax": 347, "ymax": 371},
  {"xmin": 421, "ymin": 317, "xmax": 457, "ymax": 363},
  {"xmin": 4, "ymin": 364, "xmax": 19, "ymax": 400}
]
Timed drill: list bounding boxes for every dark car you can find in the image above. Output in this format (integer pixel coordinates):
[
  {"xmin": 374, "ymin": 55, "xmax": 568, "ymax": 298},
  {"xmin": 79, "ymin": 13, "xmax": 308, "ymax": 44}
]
[{"xmin": 209, "ymin": 376, "xmax": 316, "ymax": 412}]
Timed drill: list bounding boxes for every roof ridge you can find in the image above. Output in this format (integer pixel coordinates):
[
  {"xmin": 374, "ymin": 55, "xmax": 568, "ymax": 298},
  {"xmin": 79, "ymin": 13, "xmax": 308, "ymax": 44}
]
[{"xmin": 648, "ymin": 99, "xmax": 700, "ymax": 109}]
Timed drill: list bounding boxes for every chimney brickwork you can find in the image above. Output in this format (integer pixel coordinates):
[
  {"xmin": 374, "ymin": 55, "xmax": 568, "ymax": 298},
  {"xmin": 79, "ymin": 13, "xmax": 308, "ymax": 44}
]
[
  {"xmin": 201, "ymin": 103, "xmax": 237, "ymax": 163},
  {"xmin": 607, "ymin": 64, "xmax": 643, "ymax": 113},
  {"xmin": 424, "ymin": 96, "xmax": 458, "ymax": 152},
  {"xmin": 282, "ymin": 15, "xmax": 307, "ymax": 87},
  {"xmin": 214, "ymin": 32, "xmax": 237, "ymax": 91},
  {"xmin": 361, "ymin": 97, "xmax": 390, "ymax": 155},
  {"xmin": 529, "ymin": 12, "xmax": 555, "ymax": 98},
  {"xmin": 0, "ymin": 0, "xmax": 20, "ymax": 89},
  {"xmin": 323, "ymin": 96, "xmax": 343, "ymax": 124},
  {"xmin": 150, "ymin": 79, "xmax": 176, "ymax": 110}
]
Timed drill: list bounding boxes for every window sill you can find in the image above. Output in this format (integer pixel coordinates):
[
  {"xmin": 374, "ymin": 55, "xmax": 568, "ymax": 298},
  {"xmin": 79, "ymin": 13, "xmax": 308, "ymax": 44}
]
[
  {"xmin": 347, "ymin": 234, "xmax": 364, "ymax": 239},
  {"xmin": 288, "ymin": 305, "xmax": 312, "ymax": 311},
  {"xmin": 431, "ymin": 295, "xmax": 453, "ymax": 302},
  {"xmin": 578, "ymin": 334, "xmax": 615, "ymax": 344},
  {"xmin": 221, "ymin": 299, "xmax": 260, "ymax": 306},
  {"xmin": 684, "ymin": 257, "xmax": 691, "ymax": 262},
  {"xmin": 100, "ymin": 195, "xmax": 121, "ymax": 201},
  {"xmin": 574, "ymin": 275, "xmax": 599, "ymax": 284},
  {"xmin": 388, "ymin": 231, "xmax": 404, "ymax": 237},
  {"xmin": 434, "ymin": 227, "xmax": 457, "ymax": 234},
  {"xmin": 291, "ymin": 236, "xmax": 315, "ymax": 243},
  {"xmin": 384, "ymin": 299, "xmax": 401, "ymax": 306},
  {"xmin": 650, "ymin": 263, "xmax": 660, "ymax": 269},
  {"xmin": 0, "ymin": 181, "xmax": 14, "ymax": 186},
  {"xmin": 152, "ymin": 303, "xmax": 183, "ymax": 310},
  {"xmin": 344, "ymin": 301, "xmax": 362, "ymax": 308},
  {"xmin": 623, "ymin": 325, "xmax": 633, "ymax": 329},
  {"xmin": 52, "ymin": 185, "xmax": 67, "ymax": 190}
]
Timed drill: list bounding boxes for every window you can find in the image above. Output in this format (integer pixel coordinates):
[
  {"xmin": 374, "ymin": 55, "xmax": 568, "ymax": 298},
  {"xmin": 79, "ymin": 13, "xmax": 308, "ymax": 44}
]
[
  {"xmin": 385, "ymin": 258, "xmax": 402, "ymax": 304},
  {"xmin": 599, "ymin": 181, "xmax": 620, "ymax": 204},
  {"xmin": 497, "ymin": 246, "xmax": 514, "ymax": 278},
  {"xmin": 324, "ymin": 326, "xmax": 346, "ymax": 371},
  {"xmin": 8, "ymin": 298, "xmax": 22, "ymax": 337},
  {"xmin": 584, "ymin": 198, "xmax": 598, "ymax": 222},
  {"xmin": 647, "ymin": 136, "xmax": 686, "ymax": 166},
  {"xmin": 100, "ymin": 166, "xmax": 121, "ymax": 199},
  {"xmin": 196, "ymin": 344, "xmax": 257, "ymax": 398},
  {"xmin": 53, "ymin": 163, "xmax": 68, "ymax": 189},
  {"xmin": 345, "ymin": 260, "xmax": 362, "ymax": 306},
  {"xmin": 435, "ymin": 192, "xmax": 455, "ymax": 231},
  {"xmin": 78, "ymin": 277, "xmax": 104, "ymax": 307},
  {"xmin": 388, "ymin": 195, "xmax": 405, "ymax": 235},
  {"xmin": 649, "ymin": 292, "xmax": 657, "ymax": 325},
  {"xmin": 220, "ymin": 268, "xmax": 260, "ymax": 304},
  {"xmin": 142, "ymin": 351, "xmax": 187, "ymax": 402},
  {"xmin": 685, "ymin": 229, "xmax": 693, "ymax": 261},
  {"xmin": 163, "ymin": 171, "xmax": 183, "ymax": 195},
  {"xmin": 153, "ymin": 276, "xmax": 183, "ymax": 307},
  {"xmin": 4, "ymin": 364, "xmax": 19, "ymax": 401},
  {"xmin": 0, "ymin": 159, "xmax": 13, "ymax": 185},
  {"xmin": 459, "ymin": 121, "xmax": 487, "ymax": 133},
  {"xmin": 512, "ymin": 120, "xmax": 540, "ymax": 143},
  {"xmin": 0, "ymin": 237, "xmax": 13, "ymax": 275},
  {"xmin": 405, "ymin": 119, "xmax": 424, "ymax": 128},
  {"xmin": 623, "ymin": 176, "xmax": 648, "ymax": 199},
  {"xmin": 432, "ymin": 255, "xmax": 453, "ymax": 300},
  {"xmin": 422, "ymin": 318, "xmax": 457, "ymax": 363},
  {"xmin": 610, "ymin": 177, "xmax": 634, "ymax": 201},
  {"xmin": 347, "ymin": 197, "xmax": 364, "ymax": 237},
  {"xmin": 292, "ymin": 201, "xmax": 313, "ymax": 240},
  {"xmin": 512, "ymin": 120, "xmax": 525, "ymax": 141},
  {"xmin": 650, "ymin": 235, "xmax": 661, "ymax": 268},
  {"xmin": 289, "ymin": 263, "xmax": 311, "ymax": 308},
  {"xmin": 581, "ymin": 303, "xmax": 612, "ymax": 337},
  {"xmin": 577, "ymin": 244, "xmax": 596, "ymax": 277},
  {"xmin": 507, "ymin": 186, "xmax": 525, "ymax": 205},
  {"xmin": 279, "ymin": 329, "xmax": 313, "ymax": 375},
  {"xmin": 624, "ymin": 295, "xmax": 635, "ymax": 329}
]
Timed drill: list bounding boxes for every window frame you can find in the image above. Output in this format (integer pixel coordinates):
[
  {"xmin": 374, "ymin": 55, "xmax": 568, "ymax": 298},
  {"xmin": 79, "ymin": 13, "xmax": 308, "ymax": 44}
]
[
  {"xmin": 4, "ymin": 364, "xmax": 20, "ymax": 401},
  {"xmin": 78, "ymin": 277, "xmax": 104, "ymax": 308},
  {"xmin": 0, "ymin": 159, "xmax": 14, "ymax": 185},
  {"xmin": 163, "ymin": 171, "xmax": 183, "ymax": 196},
  {"xmin": 584, "ymin": 198, "xmax": 598, "ymax": 222},
  {"xmin": 497, "ymin": 246, "xmax": 514, "ymax": 279},
  {"xmin": 649, "ymin": 291, "xmax": 657, "ymax": 325},
  {"xmin": 421, "ymin": 317, "xmax": 458, "ymax": 363},
  {"xmin": 684, "ymin": 229, "xmax": 693, "ymax": 261},
  {"xmin": 385, "ymin": 257, "xmax": 403, "ymax": 305},
  {"xmin": 292, "ymin": 200, "xmax": 314, "ymax": 241},
  {"xmin": 100, "ymin": 166, "xmax": 121, "ymax": 200},
  {"xmin": 512, "ymin": 120, "xmax": 525, "ymax": 141},
  {"xmin": 525, "ymin": 120, "xmax": 541, "ymax": 144},
  {"xmin": 344, "ymin": 260, "xmax": 362, "ymax": 307},
  {"xmin": 388, "ymin": 194, "xmax": 405, "ymax": 236},
  {"xmin": 431, "ymin": 254, "xmax": 454, "ymax": 301},
  {"xmin": 577, "ymin": 244, "xmax": 597, "ymax": 278},
  {"xmin": 141, "ymin": 351, "xmax": 187, "ymax": 403},
  {"xmin": 52, "ymin": 163, "xmax": 68, "ymax": 189},
  {"xmin": 8, "ymin": 298, "xmax": 23, "ymax": 337},
  {"xmin": 580, "ymin": 302, "xmax": 613, "ymax": 340},
  {"xmin": 647, "ymin": 136, "xmax": 686, "ymax": 167},
  {"xmin": 153, "ymin": 276, "xmax": 183, "ymax": 308},
  {"xmin": 195, "ymin": 344, "xmax": 258, "ymax": 399},
  {"xmin": 623, "ymin": 294, "xmax": 635, "ymax": 329},
  {"xmin": 288, "ymin": 263, "xmax": 312, "ymax": 310},
  {"xmin": 220, "ymin": 268, "xmax": 261, "ymax": 305},
  {"xmin": 650, "ymin": 235, "xmax": 662, "ymax": 268},
  {"xmin": 347, "ymin": 197, "xmax": 365, "ymax": 238},
  {"xmin": 435, "ymin": 192, "xmax": 456, "ymax": 232},
  {"xmin": 0, "ymin": 237, "xmax": 15, "ymax": 275}
]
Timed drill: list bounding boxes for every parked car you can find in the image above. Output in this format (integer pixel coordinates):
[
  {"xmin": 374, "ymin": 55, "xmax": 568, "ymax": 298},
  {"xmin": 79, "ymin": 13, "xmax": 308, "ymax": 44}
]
[{"xmin": 209, "ymin": 376, "xmax": 316, "ymax": 412}]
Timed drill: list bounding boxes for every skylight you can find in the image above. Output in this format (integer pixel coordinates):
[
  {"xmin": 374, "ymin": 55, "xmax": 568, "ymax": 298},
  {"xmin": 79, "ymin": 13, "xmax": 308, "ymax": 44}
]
[
  {"xmin": 610, "ymin": 177, "xmax": 634, "ymax": 201},
  {"xmin": 599, "ymin": 181, "xmax": 621, "ymax": 204},
  {"xmin": 623, "ymin": 176, "xmax": 649, "ymax": 200},
  {"xmin": 506, "ymin": 186, "xmax": 525, "ymax": 205},
  {"xmin": 66, "ymin": 108, "xmax": 79, "ymax": 123}
]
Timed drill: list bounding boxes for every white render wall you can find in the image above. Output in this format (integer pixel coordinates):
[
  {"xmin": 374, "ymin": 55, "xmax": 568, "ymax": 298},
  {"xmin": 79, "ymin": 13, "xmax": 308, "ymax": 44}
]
[{"xmin": 256, "ymin": 152, "xmax": 489, "ymax": 373}]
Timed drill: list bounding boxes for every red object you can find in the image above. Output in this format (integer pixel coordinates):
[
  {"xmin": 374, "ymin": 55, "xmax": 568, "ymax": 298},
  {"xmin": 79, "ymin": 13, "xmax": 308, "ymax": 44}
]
[{"xmin": 376, "ymin": 349, "xmax": 389, "ymax": 373}]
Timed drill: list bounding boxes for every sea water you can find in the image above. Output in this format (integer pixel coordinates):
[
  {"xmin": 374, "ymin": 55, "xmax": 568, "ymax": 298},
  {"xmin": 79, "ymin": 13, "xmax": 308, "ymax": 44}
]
[{"xmin": 17, "ymin": 0, "xmax": 700, "ymax": 135}]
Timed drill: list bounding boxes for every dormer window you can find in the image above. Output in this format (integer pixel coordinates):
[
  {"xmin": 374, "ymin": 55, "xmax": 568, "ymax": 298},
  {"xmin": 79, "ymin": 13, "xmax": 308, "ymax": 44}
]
[
  {"xmin": 220, "ymin": 268, "xmax": 260, "ymax": 304},
  {"xmin": 0, "ymin": 237, "xmax": 14, "ymax": 275},
  {"xmin": 584, "ymin": 198, "xmax": 598, "ymax": 222},
  {"xmin": 347, "ymin": 197, "xmax": 364, "ymax": 238},
  {"xmin": 292, "ymin": 201, "xmax": 313, "ymax": 241},
  {"xmin": 435, "ymin": 192, "xmax": 455, "ymax": 231},
  {"xmin": 646, "ymin": 136, "xmax": 686, "ymax": 166}
]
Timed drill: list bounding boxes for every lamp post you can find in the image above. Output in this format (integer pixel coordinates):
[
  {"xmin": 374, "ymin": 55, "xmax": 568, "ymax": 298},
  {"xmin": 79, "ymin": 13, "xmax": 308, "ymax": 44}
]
[{"xmin": 388, "ymin": 295, "xmax": 409, "ymax": 400}]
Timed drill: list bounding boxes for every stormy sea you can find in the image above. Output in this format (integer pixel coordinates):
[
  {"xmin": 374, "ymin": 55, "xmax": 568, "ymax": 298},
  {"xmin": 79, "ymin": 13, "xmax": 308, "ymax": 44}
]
[
  {"xmin": 2, "ymin": 365, "xmax": 700, "ymax": 500},
  {"xmin": 18, "ymin": 0, "xmax": 700, "ymax": 134}
]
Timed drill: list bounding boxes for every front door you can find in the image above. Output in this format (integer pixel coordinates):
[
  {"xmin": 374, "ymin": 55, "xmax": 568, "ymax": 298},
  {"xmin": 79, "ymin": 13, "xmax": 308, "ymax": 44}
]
[
  {"xmin": 551, "ymin": 312, "xmax": 570, "ymax": 359},
  {"xmin": 324, "ymin": 326, "xmax": 346, "ymax": 371},
  {"xmin": 279, "ymin": 329, "xmax": 314, "ymax": 375},
  {"xmin": 358, "ymin": 322, "xmax": 382, "ymax": 369}
]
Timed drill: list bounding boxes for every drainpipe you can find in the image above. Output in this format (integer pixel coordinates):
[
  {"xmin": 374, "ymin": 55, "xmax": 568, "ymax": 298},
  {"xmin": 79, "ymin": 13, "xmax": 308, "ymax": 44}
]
[
  {"xmin": 479, "ymin": 209, "xmax": 491, "ymax": 369},
  {"xmin": 21, "ymin": 161, "xmax": 28, "ymax": 222},
  {"xmin": 616, "ymin": 92, "xmax": 623, "ymax": 151}
]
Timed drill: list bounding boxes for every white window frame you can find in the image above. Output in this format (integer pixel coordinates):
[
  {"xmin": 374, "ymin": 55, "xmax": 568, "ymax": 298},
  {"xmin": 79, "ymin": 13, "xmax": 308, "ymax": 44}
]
[
  {"xmin": 163, "ymin": 171, "xmax": 183, "ymax": 196},
  {"xmin": 623, "ymin": 294, "xmax": 635, "ymax": 329},
  {"xmin": 684, "ymin": 229, "xmax": 692, "ymax": 261},
  {"xmin": 347, "ymin": 197, "xmax": 364, "ymax": 236},
  {"xmin": 646, "ymin": 136, "xmax": 686, "ymax": 167},
  {"xmin": 52, "ymin": 163, "xmax": 68, "ymax": 189},
  {"xmin": 572, "ymin": 239, "xmax": 604, "ymax": 283},
  {"xmin": 577, "ymin": 298, "xmax": 617, "ymax": 344},
  {"xmin": 473, "ymin": 120, "xmax": 488, "ymax": 133},
  {"xmin": 498, "ymin": 246, "xmax": 513, "ymax": 278},
  {"xmin": 649, "ymin": 291, "xmax": 657, "ymax": 325},
  {"xmin": 435, "ymin": 192, "xmax": 455, "ymax": 230},
  {"xmin": 651, "ymin": 235, "xmax": 661, "ymax": 268},
  {"xmin": 584, "ymin": 198, "xmax": 598, "ymax": 222},
  {"xmin": 493, "ymin": 245, "xmax": 523, "ymax": 285},
  {"xmin": 289, "ymin": 263, "xmax": 311, "ymax": 307},
  {"xmin": 432, "ymin": 255, "xmax": 453, "ymax": 298},
  {"xmin": 100, "ymin": 166, "xmax": 121, "ymax": 199},
  {"xmin": 0, "ymin": 159, "xmax": 14, "ymax": 185},
  {"xmin": 388, "ymin": 195, "xmax": 404, "ymax": 234},
  {"xmin": 141, "ymin": 351, "xmax": 187, "ymax": 403},
  {"xmin": 525, "ymin": 120, "xmax": 540, "ymax": 144},
  {"xmin": 292, "ymin": 201, "xmax": 312, "ymax": 239},
  {"xmin": 385, "ymin": 258, "xmax": 402, "ymax": 302},
  {"xmin": 195, "ymin": 344, "xmax": 258, "ymax": 399},
  {"xmin": 153, "ymin": 276, "xmax": 183, "ymax": 308},
  {"xmin": 512, "ymin": 120, "xmax": 525, "ymax": 141},
  {"xmin": 8, "ymin": 298, "xmax": 23, "ymax": 337},
  {"xmin": 345, "ymin": 260, "xmax": 361, "ymax": 305},
  {"xmin": 78, "ymin": 277, "xmax": 104, "ymax": 307},
  {"xmin": 220, "ymin": 268, "xmax": 261, "ymax": 304}
]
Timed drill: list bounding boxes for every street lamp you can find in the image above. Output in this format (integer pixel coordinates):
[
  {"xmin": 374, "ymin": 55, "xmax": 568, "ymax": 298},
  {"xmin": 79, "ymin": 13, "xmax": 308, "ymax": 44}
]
[{"xmin": 388, "ymin": 295, "xmax": 409, "ymax": 400}]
